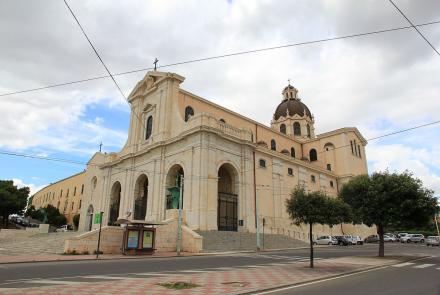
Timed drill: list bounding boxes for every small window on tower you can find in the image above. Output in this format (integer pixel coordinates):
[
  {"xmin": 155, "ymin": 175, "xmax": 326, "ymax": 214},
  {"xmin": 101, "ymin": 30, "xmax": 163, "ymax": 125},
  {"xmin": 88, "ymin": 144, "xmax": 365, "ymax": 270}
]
[
  {"xmin": 145, "ymin": 115, "xmax": 153, "ymax": 140},
  {"xmin": 280, "ymin": 124, "xmax": 286, "ymax": 134},
  {"xmin": 259, "ymin": 159, "xmax": 266, "ymax": 168},
  {"xmin": 330, "ymin": 181, "xmax": 334, "ymax": 188},
  {"xmin": 184, "ymin": 106, "xmax": 194, "ymax": 122},
  {"xmin": 327, "ymin": 164, "xmax": 331, "ymax": 171},
  {"xmin": 270, "ymin": 139, "xmax": 276, "ymax": 151},
  {"xmin": 311, "ymin": 175, "xmax": 316, "ymax": 183},
  {"xmin": 288, "ymin": 168, "xmax": 293, "ymax": 176}
]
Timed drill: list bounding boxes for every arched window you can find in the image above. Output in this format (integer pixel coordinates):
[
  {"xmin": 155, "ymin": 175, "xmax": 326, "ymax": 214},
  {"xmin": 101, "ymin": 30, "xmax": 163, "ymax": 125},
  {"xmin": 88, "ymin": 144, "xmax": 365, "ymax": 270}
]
[
  {"xmin": 280, "ymin": 124, "xmax": 286, "ymax": 134},
  {"xmin": 270, "ymin": 139, "xmax": 276, "ymax": 151},
  {"xmin": 309, "ymin": 149, "xmax": 317, "ymax": 161},
  {"xmin": 307, "ymin": 124, "xmax": 311, "ymax": 138},
  {"xmin": 145, "ymin": 115, "xmax": 153, "ymax": 140},
  {"xmin": 219, "ymin": 118, "xmax": 226, "ymax": 123},
  {"xmin": 291, "ymin": 147, "xmax": 295, "ymax": 158},
  {"xmin": 184, "ymin": 106, "xmax": 194, "ymax": 122},
  {"xmin": 293, "ymin": 122, "xmax": 301, "ymax": 135}
]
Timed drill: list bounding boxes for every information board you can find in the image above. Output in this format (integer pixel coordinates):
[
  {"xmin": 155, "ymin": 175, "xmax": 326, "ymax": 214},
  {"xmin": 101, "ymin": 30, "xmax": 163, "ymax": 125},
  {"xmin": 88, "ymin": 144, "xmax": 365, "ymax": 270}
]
[
  {"xmin": 143, "ymin": 231, "xmax": 153, "ymax": 249},
  {"xmin": 127, "ymin": 230, "xmax": 139, "ymax": 249}
]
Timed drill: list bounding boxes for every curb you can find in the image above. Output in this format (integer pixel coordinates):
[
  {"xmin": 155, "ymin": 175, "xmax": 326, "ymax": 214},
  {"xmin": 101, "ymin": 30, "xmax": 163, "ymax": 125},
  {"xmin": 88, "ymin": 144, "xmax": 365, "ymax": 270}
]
[
  {"xmin": 0, "ymin": 246, "xmax": 314, "ymax": 265},
  {"xmin": 237, "ymin": 255, "xmax": 431, "ymax": 295}
]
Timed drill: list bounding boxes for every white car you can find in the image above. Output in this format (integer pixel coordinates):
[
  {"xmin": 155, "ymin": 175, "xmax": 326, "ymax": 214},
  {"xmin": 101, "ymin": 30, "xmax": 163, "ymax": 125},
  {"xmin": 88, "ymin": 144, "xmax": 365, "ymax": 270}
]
[
  {"xmin": 343, "ymin": 235, "xmax": 358, "ymax": 245},
  {"xmin": 384, "ymin": 234, "xmax": 397, "ymax": 242},
  {"xmin": 352, "ymin": 235, "xmax": 364, "ymax": 245},
  {"xmin": 313, "ymin": 235, "xmax": 337, "ymax": 245},
  {"xmin": 400, "ymin": 234, "xmax": 425, "ymax": 243}
]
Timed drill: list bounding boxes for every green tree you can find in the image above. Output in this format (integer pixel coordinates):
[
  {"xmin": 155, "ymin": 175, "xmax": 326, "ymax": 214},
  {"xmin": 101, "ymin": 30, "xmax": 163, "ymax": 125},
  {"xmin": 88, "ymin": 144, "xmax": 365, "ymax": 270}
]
[
  {"xmin": 286, "ymin": 186, "xmax": 352, "ymax": 267},
  {"xmin": 340, "ymin": 171, "xmax": 438, "ymax": 257},
  {"xmin": 44, "ymin": 205, "xmax": 67, "ymax": 227},
  {"xmin": 0, "ymin": 180, "xmax": 29, "ymax": 227},
  {"xmin": 24, "ymin": 205, "xmax": 44, "ymax": 221}
]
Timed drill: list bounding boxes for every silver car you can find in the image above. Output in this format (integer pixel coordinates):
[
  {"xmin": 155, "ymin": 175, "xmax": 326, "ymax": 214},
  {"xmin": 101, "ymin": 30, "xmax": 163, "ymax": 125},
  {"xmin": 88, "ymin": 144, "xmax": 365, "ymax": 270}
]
[
  {"xmin": 313, "ymin": 235, "xmax": 337, "ymax": 245},
  {"xmin": 401, "ymin": 234, "xmax": 425, "ymax": 243},
  {"xmin": 426, "ymin": 236, "xmax": 439, "ymax": 246}
]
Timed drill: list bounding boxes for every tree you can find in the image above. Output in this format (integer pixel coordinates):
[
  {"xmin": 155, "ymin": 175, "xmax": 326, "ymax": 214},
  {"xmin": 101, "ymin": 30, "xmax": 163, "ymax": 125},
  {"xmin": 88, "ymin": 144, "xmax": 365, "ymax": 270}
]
[
  {"xmin": 44, "ymin": 205, "xmax": 67, "ymax": 227},
  {"xmin": 0, "ymin": 180, "xmax": 29, "ymax": 227},
  {"xmin": 25, "ymin": 205, "xmax": 44, "ymax": 221},
  {"xmin": 286, "ymin": 186, "xmax": 352, "ymax": 267},
  {"xmin": 340, "ymin": 171, "xmax": 439, "ymax": 257}
]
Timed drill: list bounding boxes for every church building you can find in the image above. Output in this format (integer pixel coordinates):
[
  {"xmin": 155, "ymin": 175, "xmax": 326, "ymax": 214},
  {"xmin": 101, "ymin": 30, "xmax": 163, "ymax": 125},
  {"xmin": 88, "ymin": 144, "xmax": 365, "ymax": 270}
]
[{"xmin": 78, "ymin": 71, "xmax": 373, "ymax": 239}]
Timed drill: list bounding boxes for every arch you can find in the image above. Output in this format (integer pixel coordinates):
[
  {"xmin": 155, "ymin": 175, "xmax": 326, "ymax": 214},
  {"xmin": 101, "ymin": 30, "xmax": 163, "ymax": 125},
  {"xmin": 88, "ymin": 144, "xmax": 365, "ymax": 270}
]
[
  {"xmin": 133, "ymin": 174, "xmax": 148, "ymax": 220},
  {"xmin": 324, "ymin": 142, "xmax": 335, "ymax": 151},
  {"xmin": 307, "ymin": 124, "xmax": 311, "ymax": 138},
  {"xmin": 91, "ymin": 176, "xmax": 97, "ymax": 191},
  {"xmin": 217, "ymin": 163, "xmax": 239, "ymax": 231},
  {"xmin": 293, "ymin": 122, "xmax": 301, "ymax": 135},
  {"xmin": 309, "ymin": 149, "xmax": 318, "ymax": 161},
  {"xmin": 219, "ymin": 118, "xmax": 226, "ymax": 123},
  {"xmin": 165, "ymin": 164, "xmax": 185, "ymax": 209},
  {"xmin": 280, "ymin": 124, "xmax": 286, "ymax": 134},
  {"xmin": 291, "ymin": 147, "xmax": 296, "ymax": 158},
  {"xmin": 281, "ymin": 149, "xmax": 290, "ymax": 156},
  {"xmin": 85, "ymin": 205, "xmax": 94, "ymax": 231},
  {"xmin": 108, "ymin": 181, "xmax": 121, "ymax": 226},
  {"xmin": 145, "ymin": 115, "xmax": 153, "ymax": 140},
  {"xmin": 257, "ymin": 141, "xmax": 268, "ymax": 148},
  {"xmin": 184, "ymin": 106, "xmax": 194, "ymax": 122},
  {"xmin": 270, "ymin": 139, "xmax": 277, "ymax": 151}
]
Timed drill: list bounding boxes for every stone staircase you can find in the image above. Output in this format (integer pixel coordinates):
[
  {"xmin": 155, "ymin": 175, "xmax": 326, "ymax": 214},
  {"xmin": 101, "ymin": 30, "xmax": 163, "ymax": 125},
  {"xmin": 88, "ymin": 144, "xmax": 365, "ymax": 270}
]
[
  {"xmin": 0, "ymin": 230, "xmax": 78, "ymax": 255},
  {"xmin": 196, "ymin": 231, "xmax": 308, "ymax": 252}
]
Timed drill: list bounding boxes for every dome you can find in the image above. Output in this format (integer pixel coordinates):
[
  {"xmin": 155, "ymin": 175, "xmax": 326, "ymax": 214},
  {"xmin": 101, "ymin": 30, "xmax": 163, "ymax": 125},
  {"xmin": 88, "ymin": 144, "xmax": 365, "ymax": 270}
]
[{"xmin": 274, "ymin": 99, "xmax": 312, "ymax": 120}]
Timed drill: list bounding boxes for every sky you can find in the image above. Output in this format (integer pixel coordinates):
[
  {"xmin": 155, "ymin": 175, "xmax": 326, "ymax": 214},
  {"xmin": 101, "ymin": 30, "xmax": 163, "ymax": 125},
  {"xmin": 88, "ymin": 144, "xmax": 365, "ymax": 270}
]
[{"xmin": 0, "ymin": 0, "xmax": 439, "ymax": 196}]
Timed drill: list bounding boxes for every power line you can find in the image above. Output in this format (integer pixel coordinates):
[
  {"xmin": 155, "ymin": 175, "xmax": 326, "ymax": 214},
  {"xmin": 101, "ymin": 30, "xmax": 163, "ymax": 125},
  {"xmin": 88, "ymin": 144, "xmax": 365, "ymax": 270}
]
[
  {"xmin": 1, "ymin": 119, "xmax": 438, "ymax": 175},
  {"xmin": 62, "ymin": 0, "xmax": 146, "ymax": 136},
  {"xmin": 1, "ymin": 20, "xmax": 440, "ymax": 98},
  {"xmin": 388, "ymin": 0, "xmax": 440, "ymax": 56}
]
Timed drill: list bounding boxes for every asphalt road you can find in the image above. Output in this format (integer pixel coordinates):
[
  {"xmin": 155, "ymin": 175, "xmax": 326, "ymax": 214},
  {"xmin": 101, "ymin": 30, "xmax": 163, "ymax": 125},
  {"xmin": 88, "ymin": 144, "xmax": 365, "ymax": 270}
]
[
  {"xmin": 261, "ymin": 255, "xmax": 440, "ymax": 295},
  {"xmin": 0, "ymin": 243, "xmax": 438, "ymax": 292}
]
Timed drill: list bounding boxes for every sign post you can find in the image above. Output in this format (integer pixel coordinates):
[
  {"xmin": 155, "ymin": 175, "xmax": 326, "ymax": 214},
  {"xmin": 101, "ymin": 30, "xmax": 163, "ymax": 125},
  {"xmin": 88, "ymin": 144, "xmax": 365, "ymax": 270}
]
[
  {"xmin": 95, "ymin": 211, "xmax": 103, "ymax": 259},
  {"xmin": 177, "ymin": 175, "xmax": 184, "ymax": 256}
]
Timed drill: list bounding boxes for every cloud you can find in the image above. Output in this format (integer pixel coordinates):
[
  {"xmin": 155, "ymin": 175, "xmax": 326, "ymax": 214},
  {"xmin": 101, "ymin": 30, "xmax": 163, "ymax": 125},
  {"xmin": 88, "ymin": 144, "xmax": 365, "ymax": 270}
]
[
  {"xmin": 13, "ymin": 178, "xmax": 47, "ymax": 196},
  {"xmin": 0, "ymin": 0, "xmax": 439, "ymax": 192}
]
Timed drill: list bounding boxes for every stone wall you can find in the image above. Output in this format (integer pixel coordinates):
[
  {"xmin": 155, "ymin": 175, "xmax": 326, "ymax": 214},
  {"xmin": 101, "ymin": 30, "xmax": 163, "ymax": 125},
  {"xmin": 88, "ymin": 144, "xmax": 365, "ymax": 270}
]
[{"xmin": 64, "ymin": 226, "xmax": 123, "ymax": 254}]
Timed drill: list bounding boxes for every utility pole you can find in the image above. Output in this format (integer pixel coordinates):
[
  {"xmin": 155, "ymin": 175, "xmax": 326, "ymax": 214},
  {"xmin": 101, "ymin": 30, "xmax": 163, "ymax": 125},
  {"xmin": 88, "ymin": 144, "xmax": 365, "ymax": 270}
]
[
  {"xmin": 176, "ymin": 175, "xmax": 184, "ymax": 256},
  {"xmin": 256, "ymin": 189, "xmax": 261, "ymax": 251}
]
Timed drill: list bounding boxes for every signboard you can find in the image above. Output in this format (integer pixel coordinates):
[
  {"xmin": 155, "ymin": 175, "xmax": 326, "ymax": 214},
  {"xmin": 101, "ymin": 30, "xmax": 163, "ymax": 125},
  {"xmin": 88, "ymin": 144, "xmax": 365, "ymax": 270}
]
[
  {"xmin": 127, "ymin": 230, "xmax": 139, "ymax": 249},
  {"xmin": 143, "ymin": 231, "xmax": 153, "ymax": 249},
  {"xmin": 93, "ymin": 212, "xmax": 102, "ymax": 224}
]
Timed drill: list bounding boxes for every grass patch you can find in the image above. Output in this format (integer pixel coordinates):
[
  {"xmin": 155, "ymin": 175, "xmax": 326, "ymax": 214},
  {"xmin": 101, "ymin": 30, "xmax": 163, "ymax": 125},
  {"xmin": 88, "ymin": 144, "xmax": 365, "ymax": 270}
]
[{"xmin": 158, "ymin": 281, "xmax": 200, "ymax": 290}]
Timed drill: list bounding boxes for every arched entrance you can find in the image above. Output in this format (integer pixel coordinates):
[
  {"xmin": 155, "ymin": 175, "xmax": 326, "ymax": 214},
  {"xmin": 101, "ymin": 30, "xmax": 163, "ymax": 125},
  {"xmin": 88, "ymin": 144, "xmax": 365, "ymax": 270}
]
[
  {"xmin": 134, "ymin": 174, "xmax": 148, "ymax": 220},
  {"xmin": 165, "ymin": 165, "xmax": 184, "ymax": 209},
  {"xmin": 109, "ymin": 181, "xmax": 121, "ymax": 225},
  {"xmin": 85, "ymin": 205, "xmax": 94, "ymax": 231},
  {"xmin": 217, "ymin": 163, "xmax": 239, "ymax": 231}
]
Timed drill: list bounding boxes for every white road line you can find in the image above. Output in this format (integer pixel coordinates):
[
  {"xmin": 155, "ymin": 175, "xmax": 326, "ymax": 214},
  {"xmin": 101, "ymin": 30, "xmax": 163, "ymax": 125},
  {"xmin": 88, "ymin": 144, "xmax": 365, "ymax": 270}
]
[
  {"xmin": 83, "ymin": 275, "xmax": 137, "ymax": 280},
  {"xmin": 392, "ymin": 262, "xmax": 415, "ymax": 267},
  {"xmin": 414, "ymin": 264, "xmax": 435, "ymax": 269},
  {"xmin": 27, "ymin": 279, "xmax": 82, "ymax": 285},
  {"xmin": 214, "ymin": 267, "xmax": 236, "ymax": 270},
  {"xmin": 180, "ymin": 270, "xmax": 211, "ymax": 273},
  {"xmin": 136, "ymin": 273, "xmax": 174, "ymax": 276},
  {"xmin": 237, "ymin": 265, "xmax": 264, "ymax": 268}
]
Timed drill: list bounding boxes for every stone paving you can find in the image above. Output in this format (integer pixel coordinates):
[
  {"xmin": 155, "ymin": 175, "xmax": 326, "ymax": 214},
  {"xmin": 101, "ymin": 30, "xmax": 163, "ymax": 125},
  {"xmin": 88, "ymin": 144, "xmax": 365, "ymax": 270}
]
[{"xmin": 0, "ymin": 258, "xmax": 386, "ymax": 295}]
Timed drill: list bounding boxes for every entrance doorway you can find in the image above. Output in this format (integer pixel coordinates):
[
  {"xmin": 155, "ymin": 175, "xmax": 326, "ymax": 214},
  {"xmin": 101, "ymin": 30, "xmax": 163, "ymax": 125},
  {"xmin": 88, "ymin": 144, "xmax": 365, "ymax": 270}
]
[
  {"xmin": 217, "ymin": 164, "xmax": 238, "ymax": 231},
  {"xmin": 109, "ymin": 181, "xmax": 121, "ymax": 225},
  {"xmin": 134, "ymin": 174, "xmax": 148, "ymax": 220},
  {"xmin": 85, "ymin": 205, "xmax": 94, "ymax": 231}
]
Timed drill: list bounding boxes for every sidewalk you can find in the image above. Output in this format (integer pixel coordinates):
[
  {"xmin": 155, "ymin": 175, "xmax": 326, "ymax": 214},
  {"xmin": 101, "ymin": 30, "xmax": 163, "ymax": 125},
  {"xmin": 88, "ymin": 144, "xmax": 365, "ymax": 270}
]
[{"xmin": 0, "ymin": 257, "xmax": 397, "ymax": 295}]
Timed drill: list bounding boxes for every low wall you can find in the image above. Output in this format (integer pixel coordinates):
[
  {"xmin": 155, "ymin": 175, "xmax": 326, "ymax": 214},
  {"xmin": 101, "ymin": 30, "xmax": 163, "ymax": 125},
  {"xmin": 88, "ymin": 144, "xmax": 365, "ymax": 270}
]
[
  {"xmin": 64, "ymin": 226, "xmax": 123, "ymax": 254},
  {"xmin": 26, "ymin": 224, "xmax": 50, "ymax": 233},
  {"xmin": 65, "ymin": 218, "xmax": 203, "ymax": 254}
]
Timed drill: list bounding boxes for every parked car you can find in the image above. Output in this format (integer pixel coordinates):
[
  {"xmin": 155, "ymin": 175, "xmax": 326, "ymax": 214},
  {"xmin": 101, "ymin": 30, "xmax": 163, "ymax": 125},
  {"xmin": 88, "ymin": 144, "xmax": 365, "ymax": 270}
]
[
  {"xmin": 334, "ymin": 236, "xmax": 350, "ymax": 246},
  {"xmin": 56, "ymin": 225, "xmax": 73, "ymax": 232},
  {"xmin": 400, "ymin": 234, "xmax": 425, "ymax": 243},
  {"xmin": 383, "ymin": 234, "xmax": 397, "ymax": 242},
  {"xmin": 426, "ymin": 236, "xmax": 439, "ymax": 246},
  {"xmin": 313, "ymin": 235, "xmax": 336, "ymax": 245},
  {"xmin": 364, "ymin": 235, "xmax": 379, "ymax": 243},
  {"xmin": 352, "ymin": 235, "xmax": 364, "ymax": 245}
]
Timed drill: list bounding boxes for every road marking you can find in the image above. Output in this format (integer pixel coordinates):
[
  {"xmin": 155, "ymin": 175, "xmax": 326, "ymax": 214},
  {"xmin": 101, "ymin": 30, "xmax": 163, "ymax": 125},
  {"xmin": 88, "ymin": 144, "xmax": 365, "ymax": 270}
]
[
  {"xmin": 27, "ymin": 279, "xmax": 82, "ymax": 285},
  {"xmin": 136, "ymin": 273, "xmax": 173, "ymax": 276},
  {"xmin": 180, "ymin": 270, "xmax": 211, "ymax": 273},
  {"xmin": 84, "ymin": 275, "xmax": 138, "ymax": 280},
  {"xmin": 414, "ymin": 264, "xmax": 435, "ymax": 269},
  {"xmin": 392, "ymin": 262, "xmax": 415, "ymax": 267},
  {"xmin": 237, "ymin": 265, "xmax": 264, "ymax": 268},
  {"xmin": 253, "ymin": 266, "xmax": 390, "ymax": 294}
]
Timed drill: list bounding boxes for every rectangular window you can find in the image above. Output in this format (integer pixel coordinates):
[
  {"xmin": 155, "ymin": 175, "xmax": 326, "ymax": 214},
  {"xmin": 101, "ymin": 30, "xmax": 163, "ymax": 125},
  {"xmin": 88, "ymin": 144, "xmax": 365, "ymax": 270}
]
[
  {"xmin": 60, "ymin": 190, "xmax": 63, "ymax": 197},
  {"xmin": 79, "ymin": 200, "xmax": 82, "ymax": 209},
  {"xmin": 358, "ymin": 145, "xmax": 362, "ymax": 158},
  {"xmin": 287, "ymin": 168, "xmax": 293, "ymax": 176},
  {"xmin": 354, "ymin": 140, "xmax": 358, "ymax": 156},
  {"xmin": 327, "ymin": 164, "xmax": 331, "ymax": 171},
  {"xmin": 81, "ymin": 184, "xmax": 84, "ymax": 194},
  {"xmin": 259, "ymin": 159, "xmax": 266, "ymax": 168},
  {"xmin": 74, "ymin": 187, "xmax": 76, "ymax": 196},
  {"xmin": 330, "ymin": 181, "xmax": 334, "ymax": 188},
  {"xmin": 71, "ymin": 202, "xmax": 74, "ymax": 210},
  {"xmin": 311, "ymin": 175, "xmax": 316, "ymax": 182},
  {"xmin": 66, "ymin": 189, "xmax": 69, "ymax": 197},
  {"xmin": 350, "ymin": 141, "xmax": 354, "ymax": 154}
]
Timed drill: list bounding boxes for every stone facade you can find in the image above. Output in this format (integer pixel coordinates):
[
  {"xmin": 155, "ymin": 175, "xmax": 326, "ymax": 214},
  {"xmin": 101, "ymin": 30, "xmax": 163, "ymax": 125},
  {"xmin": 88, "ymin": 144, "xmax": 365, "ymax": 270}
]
[
  {"xmin": 31, "ymin": 172, "xmax": 86, "ymax": 225},
  {"xmin": 76, "ymin": 71, "xmax": 375, "ymax": 241}
]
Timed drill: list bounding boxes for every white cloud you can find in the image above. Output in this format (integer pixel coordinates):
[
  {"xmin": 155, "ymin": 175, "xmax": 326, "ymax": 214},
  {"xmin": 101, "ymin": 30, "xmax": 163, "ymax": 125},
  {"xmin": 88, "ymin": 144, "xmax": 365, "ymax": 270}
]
[
  {"xmin": 13, "ymin": 178, "xmax": 47, "ymax": 196},
  {"xmin": 367, "ymin": 143, "xmax": 440, "ymax": 195}
]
